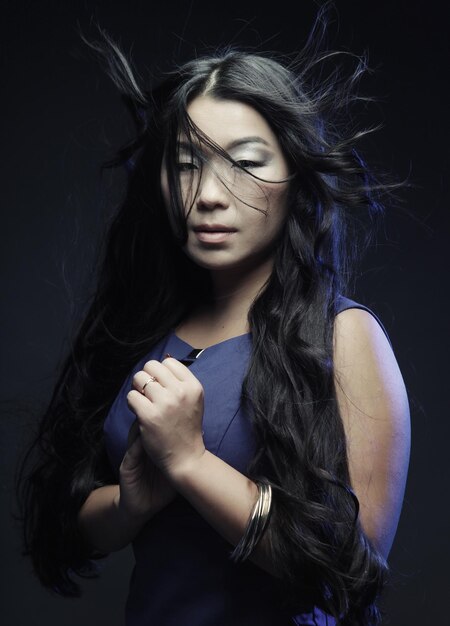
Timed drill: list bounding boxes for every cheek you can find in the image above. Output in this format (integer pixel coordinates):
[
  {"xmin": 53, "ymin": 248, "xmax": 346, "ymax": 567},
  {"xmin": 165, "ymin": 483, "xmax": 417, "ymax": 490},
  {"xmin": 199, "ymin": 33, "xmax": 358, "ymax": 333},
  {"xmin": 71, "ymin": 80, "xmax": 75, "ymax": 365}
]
[
  {"xmin": 161, "ymin": 169, "xmax": 199, "ymax": 216},
  {"xmin": 160, "ymin": 168, "xmax": 170, "ymax": 208},
  {"xmin": 264, "ymin": 183, "xmax": 290, "ymax": 227},
  {"xmin": 180, "ymin": 174, "xmax": 201, "ymax": 214}
]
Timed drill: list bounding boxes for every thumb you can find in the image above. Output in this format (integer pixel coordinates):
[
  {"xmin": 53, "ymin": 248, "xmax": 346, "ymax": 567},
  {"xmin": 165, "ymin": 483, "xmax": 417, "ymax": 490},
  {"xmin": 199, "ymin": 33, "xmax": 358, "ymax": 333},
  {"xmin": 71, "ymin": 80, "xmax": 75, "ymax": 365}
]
[
  {"xmin": 127, "ymin": 419, "xmax": 140, "ymax": 448},
  {"xmin": 122, "ymin": 428, "xmax": 145, "ymax": 470}
]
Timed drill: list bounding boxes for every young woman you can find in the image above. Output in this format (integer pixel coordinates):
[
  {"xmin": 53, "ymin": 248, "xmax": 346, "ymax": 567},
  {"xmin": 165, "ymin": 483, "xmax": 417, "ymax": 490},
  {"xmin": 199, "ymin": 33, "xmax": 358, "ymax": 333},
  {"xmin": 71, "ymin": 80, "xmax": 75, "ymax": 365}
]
[{"xmin": 19, "ymin": 27, "xmax": 410, "ymax": 626}]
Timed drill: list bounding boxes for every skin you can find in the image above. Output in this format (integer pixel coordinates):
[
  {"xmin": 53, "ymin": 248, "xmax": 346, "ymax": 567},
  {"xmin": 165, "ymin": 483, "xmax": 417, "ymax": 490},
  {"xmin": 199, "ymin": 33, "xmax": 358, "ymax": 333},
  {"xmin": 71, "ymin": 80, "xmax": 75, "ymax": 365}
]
[
  {"xmin": 79, "ymin": 95, "xmax": 410, "ymax": 574},
  {"xmin": 162, "ymin": 96, "xmax": 291, "ymax": 275},
  {"xmin": 161, "ymin": 95, "xmax": 292, "ymax": 345}
]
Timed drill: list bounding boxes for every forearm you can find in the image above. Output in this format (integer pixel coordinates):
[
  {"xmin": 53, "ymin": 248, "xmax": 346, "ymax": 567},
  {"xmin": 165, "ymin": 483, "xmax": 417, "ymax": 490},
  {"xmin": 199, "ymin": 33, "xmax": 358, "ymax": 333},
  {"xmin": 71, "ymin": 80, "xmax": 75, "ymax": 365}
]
[
  {"xmin": 167, "ymin": 451, "xmax": 276, "ymax": 575},
  {"xmin": 78, "ymin": 485, "xmax": 150, "ymax": 553}
]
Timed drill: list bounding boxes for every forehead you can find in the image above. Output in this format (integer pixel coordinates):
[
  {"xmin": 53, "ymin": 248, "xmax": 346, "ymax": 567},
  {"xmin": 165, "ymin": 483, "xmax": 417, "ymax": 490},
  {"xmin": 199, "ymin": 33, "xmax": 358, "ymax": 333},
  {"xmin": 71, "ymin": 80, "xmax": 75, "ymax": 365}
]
[{"xmin": 183, "ymin": 95, "xmax": 280, "ymax": 150}]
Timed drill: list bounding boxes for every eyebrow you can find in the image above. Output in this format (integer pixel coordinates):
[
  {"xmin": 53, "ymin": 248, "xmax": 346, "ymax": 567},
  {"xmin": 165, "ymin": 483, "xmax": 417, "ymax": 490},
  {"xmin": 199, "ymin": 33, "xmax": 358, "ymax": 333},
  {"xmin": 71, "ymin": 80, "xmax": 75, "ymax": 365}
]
[
  {"xmin": 177, "ymin": 136, "xmax": 271, "ymax": 152},
  {"xmin": 226, "ymin": 136, "xmax": 271, "ymax": 150}
]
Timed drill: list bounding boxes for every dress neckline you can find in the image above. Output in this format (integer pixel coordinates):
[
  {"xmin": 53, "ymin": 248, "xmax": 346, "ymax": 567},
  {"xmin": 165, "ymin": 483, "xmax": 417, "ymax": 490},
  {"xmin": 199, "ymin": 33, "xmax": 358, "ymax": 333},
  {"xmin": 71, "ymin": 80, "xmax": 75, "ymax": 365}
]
[{"xmin": 171, "ymin": 330, "xmax": 251, "ymax": 351}]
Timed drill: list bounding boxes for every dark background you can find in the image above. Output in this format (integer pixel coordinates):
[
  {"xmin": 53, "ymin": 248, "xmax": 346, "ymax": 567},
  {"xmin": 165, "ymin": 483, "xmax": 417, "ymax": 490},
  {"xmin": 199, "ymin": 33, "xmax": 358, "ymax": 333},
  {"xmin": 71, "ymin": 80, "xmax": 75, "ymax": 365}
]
[{"xmin": 1, "ymin": 1, "xmax": 448, "ymax": 624}]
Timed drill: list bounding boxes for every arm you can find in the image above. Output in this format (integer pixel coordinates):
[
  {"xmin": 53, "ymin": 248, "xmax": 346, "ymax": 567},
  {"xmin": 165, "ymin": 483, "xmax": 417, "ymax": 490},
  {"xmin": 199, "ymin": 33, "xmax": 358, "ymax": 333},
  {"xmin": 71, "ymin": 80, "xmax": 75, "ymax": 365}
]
[
  {"xmin": 78, "ymin": 484, "xmax": 138, "ymax": 554},
  {"xmin": 126, "ymin": 314, "xmax": 410, "ymax": 573},
  {"xmin": 167, "ymin": 451, "xmax": 269, "ymax": 568},
  {"xmin": 127, "ymin": 359, "xmax": 274, "ymax": 574},
  {"xmin": 79, "ymin": 453, "xmax": 269, "ymax": 568},
  {"xmin": 164, "ymin": 310, "xmax": 410, "ymax": 568},
  {"xmin": 78, "ymin": 422, "xmax": 176, "ymax": 554},
  {"xmin": 333, "ymin": 308, "xmax": 411, "ymax": 558}
]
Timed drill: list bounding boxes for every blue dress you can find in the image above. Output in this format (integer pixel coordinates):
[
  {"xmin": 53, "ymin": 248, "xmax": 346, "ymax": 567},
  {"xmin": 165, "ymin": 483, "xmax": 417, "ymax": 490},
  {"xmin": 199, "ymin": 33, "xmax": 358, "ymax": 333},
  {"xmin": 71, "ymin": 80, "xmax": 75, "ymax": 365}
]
[{"xmin": 103, "ymin": 296, "xmax": 391, "ymax": 625}]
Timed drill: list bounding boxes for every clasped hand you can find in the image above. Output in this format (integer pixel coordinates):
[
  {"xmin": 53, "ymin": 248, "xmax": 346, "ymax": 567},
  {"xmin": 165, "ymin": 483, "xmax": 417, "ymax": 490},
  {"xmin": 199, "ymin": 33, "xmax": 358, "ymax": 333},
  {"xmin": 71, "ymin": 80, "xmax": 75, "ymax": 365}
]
[{"xmin": 127, "ymin": 356, "xmax": 206, "ymax": 478}]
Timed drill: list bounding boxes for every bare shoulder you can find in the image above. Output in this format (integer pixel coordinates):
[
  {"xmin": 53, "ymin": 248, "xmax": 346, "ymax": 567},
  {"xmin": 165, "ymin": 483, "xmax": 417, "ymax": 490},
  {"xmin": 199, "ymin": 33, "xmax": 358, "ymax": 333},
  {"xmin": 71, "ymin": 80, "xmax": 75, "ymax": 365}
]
[
  {"xmin": 334, "ymin": 306, "xmax": 392, "ymax": 364},
  {"xmin": 333, "ymin": 307, "xmax": 411, "ymax": 557},
  {"xmin": 333, "ymin": 305, "xmax": 410, "ymax": 436},
  {"xmin": 333, "ymin": 307, "xmax": 404, "ymax": 399}
]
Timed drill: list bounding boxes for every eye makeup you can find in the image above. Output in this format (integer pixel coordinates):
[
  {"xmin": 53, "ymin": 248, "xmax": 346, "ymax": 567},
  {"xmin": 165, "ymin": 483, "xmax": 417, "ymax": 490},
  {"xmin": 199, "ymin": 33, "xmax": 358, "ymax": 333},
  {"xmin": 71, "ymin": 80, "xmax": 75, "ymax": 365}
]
[{"xmin": 175, "ymin": 146, "xmax": 273, "ymax": 172}]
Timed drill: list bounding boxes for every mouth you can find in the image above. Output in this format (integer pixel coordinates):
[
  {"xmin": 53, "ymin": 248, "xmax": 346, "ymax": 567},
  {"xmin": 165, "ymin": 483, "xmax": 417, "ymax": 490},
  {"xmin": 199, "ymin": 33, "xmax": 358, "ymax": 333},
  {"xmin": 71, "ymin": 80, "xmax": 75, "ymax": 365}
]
[
  {"xmin": 193, "ymin": 230, "xmax": 236, "ymax": 243},
  {"xmin": 193, "ymin": 224, "xmax": 237, "ymax": 232},
  {"xmin": 192, "ymin": 224, "xmax": 237, "ymax": 244}
]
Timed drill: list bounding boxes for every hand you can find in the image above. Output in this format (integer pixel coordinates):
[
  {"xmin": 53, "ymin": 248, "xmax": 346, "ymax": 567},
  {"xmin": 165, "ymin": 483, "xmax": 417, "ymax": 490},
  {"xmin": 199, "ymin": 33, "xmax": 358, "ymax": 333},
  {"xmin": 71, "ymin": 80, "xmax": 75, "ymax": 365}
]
[
  {"xmin": 127, "ymin": 356, "xmax": 206, "ymax": 478},
  {"xmin": 118, "ymin": 420, "xmax": 177, "ymax": 521}
]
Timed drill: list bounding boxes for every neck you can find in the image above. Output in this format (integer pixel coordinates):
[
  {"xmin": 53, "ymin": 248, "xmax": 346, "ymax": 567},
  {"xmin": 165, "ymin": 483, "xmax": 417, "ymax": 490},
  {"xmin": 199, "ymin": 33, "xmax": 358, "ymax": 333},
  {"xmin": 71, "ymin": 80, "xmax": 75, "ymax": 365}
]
[{"xmin": 205, "ymin": 257, "xmax": 273, "ymax": 330}]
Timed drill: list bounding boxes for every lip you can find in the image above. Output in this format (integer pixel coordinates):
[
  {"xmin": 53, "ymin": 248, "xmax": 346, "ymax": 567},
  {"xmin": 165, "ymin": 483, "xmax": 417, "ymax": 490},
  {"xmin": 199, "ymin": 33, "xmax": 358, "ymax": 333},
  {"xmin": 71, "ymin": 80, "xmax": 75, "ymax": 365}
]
[
  {"xmin": 193, "ymin": 230, "xmax": 236, "ymax": 243},
  {"xmin": 193, "ymin": 224, "xmax": 237, "ymax": 232}
]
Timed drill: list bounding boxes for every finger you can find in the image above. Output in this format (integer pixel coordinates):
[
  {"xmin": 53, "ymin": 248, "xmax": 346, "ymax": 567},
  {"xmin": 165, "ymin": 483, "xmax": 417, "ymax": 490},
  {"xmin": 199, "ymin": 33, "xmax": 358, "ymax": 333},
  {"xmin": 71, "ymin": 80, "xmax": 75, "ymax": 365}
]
[
  {"xmin": 127, "ymin": 389, "xmax": 157, "ymax": 419},
  {"xmin": 161, "ymin": 356, "xmax": 199, "ymax": 383},
  {"xmin": 132, "ymin": 371, "xmax": 162, "ymax": 398},
  {"xmin": 142, "ymin": 359, "xmax": 180, "ymax": 387}
]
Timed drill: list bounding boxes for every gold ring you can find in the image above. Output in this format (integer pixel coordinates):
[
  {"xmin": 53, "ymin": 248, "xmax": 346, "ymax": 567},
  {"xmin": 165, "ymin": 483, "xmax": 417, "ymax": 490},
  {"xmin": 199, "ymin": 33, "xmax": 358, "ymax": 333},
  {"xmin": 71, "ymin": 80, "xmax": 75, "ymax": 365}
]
[{"xmin": 141, "ymin": 376, "xmax": 156, "ymax": 394}]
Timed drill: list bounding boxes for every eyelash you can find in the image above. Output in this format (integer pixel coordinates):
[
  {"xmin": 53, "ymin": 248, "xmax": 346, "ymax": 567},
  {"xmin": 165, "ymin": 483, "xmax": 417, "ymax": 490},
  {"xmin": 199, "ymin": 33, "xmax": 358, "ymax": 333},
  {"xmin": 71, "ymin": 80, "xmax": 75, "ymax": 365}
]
[
  {"xmin": 175, "ymin": 160, "xmax": 264, "ymax": 171},
  {"xmin": 234, "ymin": 160, "xmax": 263, "ymax": 169},
  {"xmin": 176, "ymin": 162, "xmax": 199, "ymax": 172}
]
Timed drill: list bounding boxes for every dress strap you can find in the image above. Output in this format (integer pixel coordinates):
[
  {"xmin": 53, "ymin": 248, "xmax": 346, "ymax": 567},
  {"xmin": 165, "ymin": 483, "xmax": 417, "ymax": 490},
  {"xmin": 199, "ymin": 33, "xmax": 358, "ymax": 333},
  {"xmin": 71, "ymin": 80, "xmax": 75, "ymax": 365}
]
[
  {"xmin": 336, "ymin": 295, "xmax": 392, "ymax": 348},
  {"xmin": 179, "ymin": 348, "xmax": 206, "ymax": 367}
]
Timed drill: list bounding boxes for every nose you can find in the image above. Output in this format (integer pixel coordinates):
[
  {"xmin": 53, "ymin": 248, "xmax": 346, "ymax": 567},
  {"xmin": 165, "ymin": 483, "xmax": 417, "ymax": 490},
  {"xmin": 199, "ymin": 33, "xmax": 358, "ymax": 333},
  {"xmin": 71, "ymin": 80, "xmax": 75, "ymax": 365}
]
[{"xmin": 195, "ymin": 165, "xmax": 229, "ymax": 211}]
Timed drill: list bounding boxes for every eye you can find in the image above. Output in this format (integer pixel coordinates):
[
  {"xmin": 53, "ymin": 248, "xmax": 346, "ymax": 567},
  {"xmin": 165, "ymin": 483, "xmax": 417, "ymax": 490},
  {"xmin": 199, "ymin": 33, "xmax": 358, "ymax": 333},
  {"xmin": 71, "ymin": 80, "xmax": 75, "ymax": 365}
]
[
  {"xmin": 176, "ymin": 162, "xmax": 199, "ymax": 172},
  {"xmin": 234, "ymin": 159, "xmax": 264, "ymax": 169}
]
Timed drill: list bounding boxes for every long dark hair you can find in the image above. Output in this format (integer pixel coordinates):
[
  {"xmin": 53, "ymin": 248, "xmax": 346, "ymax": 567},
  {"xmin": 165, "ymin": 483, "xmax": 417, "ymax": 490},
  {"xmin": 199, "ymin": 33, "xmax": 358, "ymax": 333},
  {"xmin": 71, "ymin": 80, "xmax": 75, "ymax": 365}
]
[{"xmin": 18, "ymin": 14, "xmax": 390, "ymax": 625}]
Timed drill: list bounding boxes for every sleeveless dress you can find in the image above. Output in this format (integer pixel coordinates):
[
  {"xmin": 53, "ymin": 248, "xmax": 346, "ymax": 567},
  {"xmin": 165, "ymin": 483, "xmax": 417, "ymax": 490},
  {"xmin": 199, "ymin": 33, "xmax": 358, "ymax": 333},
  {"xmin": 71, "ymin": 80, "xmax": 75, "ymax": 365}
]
[{"xmin": 103, "ymin": 296, "xmax": 391, "ymax": 626}]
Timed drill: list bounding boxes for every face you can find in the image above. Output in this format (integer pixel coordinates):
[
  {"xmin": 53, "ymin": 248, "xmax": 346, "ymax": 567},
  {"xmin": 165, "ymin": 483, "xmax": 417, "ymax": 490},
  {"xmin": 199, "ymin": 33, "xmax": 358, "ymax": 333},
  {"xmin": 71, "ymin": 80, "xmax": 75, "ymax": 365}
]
[{"xmin": 161, "ymin": 95, "xmax": 291, "ymax": 273}]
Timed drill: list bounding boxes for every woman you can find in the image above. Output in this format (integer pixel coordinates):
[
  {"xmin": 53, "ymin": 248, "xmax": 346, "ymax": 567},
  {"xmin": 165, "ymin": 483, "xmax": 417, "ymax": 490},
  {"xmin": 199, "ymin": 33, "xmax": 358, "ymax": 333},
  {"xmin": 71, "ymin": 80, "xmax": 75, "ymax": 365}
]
[{"xmin": 19, "ymin": 27, "xmax": 410, "ymax": 626}]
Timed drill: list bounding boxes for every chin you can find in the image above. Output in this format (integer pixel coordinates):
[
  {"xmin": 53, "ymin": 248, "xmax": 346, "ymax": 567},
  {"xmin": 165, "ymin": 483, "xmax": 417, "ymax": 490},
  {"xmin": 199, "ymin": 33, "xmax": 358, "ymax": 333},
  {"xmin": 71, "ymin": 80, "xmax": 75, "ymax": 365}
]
[{"xmin": 185, "ymin": 249, "xmax": 271, "ymax": 275}]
